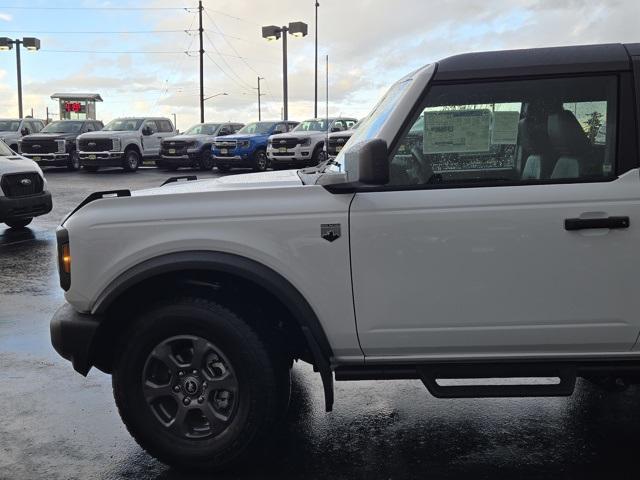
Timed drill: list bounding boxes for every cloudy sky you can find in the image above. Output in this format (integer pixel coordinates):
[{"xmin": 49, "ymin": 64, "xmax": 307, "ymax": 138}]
[{"xmin": 0, "ymin": 0, "xmax": 638, "ymax": 130}]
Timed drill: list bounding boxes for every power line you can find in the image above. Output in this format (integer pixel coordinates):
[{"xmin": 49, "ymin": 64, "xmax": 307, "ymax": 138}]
[
  {"xmin": 204, "ymin": 51, "xmax": 252, "ymax": 92},
  {"xmin": 0, "ymin": 5, "xmax": 193, "ymax": 10},
  {"xmin": 40, "ymin": 49, "xmax": 195, "ymax": 54},
  {"xmin": 203, "ymin": 32, "xmax": 254, "ymax": 91},
  {"xmin": 2, "ymin": 29, "xmax": 197, "ymax": 34}
]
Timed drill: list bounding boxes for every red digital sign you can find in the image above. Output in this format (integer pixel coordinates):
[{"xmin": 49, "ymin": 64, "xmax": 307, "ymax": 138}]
[{"xmin": 64, "ymin": 102, "xmax": 83, "ymax": 113}]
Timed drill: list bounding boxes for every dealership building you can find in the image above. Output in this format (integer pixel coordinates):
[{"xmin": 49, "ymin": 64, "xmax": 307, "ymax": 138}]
[{"xmin": 50, "ymin": 93, "xmax": 103, "ymax": 120}]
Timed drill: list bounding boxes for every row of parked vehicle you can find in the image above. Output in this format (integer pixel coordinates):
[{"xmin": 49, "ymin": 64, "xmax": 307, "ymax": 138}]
[{"xmin": 0, "ymin": 115, "xmax": 360, "ymax": 174}]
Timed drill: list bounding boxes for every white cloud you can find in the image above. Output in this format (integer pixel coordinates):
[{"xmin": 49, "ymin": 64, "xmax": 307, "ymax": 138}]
[{"xmin": 0, "ymin": 12, "xmax": 12, "ymax": 22}]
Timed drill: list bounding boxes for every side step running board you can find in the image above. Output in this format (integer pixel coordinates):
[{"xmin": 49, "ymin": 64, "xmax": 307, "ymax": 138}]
[{"xmin": 417, "ymin": 366, "xmax": 576, "ymax": 398}]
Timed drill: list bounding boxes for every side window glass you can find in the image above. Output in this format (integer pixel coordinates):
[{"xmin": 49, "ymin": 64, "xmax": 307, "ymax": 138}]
[
  {"xmin": 144, "ymin": 121, "xmax": 158, "ymax": 134},
  {"xmin": 159, "ymin": 120, "xmax": 173, "ymax": 132},
  {"xmin": 273, "ymin": 123, "xmax": 286, "ymax": 134},
  {"xmin": 389, "ymin": 76, "xmax": 618, "ymax": 187}
]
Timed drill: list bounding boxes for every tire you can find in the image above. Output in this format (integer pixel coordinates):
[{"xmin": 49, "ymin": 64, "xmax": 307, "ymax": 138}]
[
  {"xmin": 252, "ymin": 150, "xmax": 268, "ymax": 172},
  {"xmin": 312, "ymin": 146, "xmax": 328, "ymax": 165},
  {"xmin": 112, "ymin": 298, "xmax": 286, "ymax": 472},
  {"xmin": 5, "ymin": 218, "xmax": 32, "ymax": 229},
  {"xmin": 217, "ymin": 165, "xmax": 230, "ymax": 173},
  {"xmin": 84, "ymin": 166, "xmax": 99, "ymax": 172},
  {"xmin": 199, "ymin": 149, "xmax": 214, "ymax": 171},
  {"xmin": 122, "ymin": 149, "xmax": 141, "ymax": 172},
  {"xmin": 68, "ymin": 150, "xmax": 80, "ymax": 171}
]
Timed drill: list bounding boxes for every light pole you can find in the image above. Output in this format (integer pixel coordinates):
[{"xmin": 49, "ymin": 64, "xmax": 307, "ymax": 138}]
[
  {"xmin": 314, "ymin": 2, "xmax": 319, "ymax": 118},
  {"xmin": 203, "ymin": 92, "xmax": 228, "ymax": 102},
  {"xmin": 0, "ymin": 37, "xmax": 41, "ymax": 118},
  {"xmin": 262, "ymin": 22, "xmax": 308, "ymax": 121}
]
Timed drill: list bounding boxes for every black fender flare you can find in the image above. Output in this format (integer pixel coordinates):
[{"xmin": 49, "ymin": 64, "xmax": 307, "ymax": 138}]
[{"xmin": 93, "ymin": 250, "xmax": 335, "ymax": 411}]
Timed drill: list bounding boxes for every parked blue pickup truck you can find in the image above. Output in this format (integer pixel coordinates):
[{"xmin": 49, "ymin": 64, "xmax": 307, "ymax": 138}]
[{"xmin": 212, "ymin": 120, "xmax": 298, "ymax": 172}]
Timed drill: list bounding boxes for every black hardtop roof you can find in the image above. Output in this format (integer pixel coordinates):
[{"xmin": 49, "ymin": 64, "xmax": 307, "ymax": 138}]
[{"xmin": 433, "ymin": 43, "xmax": 639, "ymax": 82}]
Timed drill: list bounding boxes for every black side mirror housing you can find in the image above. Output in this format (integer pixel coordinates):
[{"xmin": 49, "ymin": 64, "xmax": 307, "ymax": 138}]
[
  {"xmin": 358, "ymin": 138, "xmax": 389, "ymax": 185},
  {"xmin": 331, "ymin": 126, "xmax": 342, "ymax": 132},
  {"xmin": 142, "ymin": 127, "xmax": 152, "ymax": 136},
  {"xmin": 21, "ymin": 128, "xmax": 29, "ymax": 136}
]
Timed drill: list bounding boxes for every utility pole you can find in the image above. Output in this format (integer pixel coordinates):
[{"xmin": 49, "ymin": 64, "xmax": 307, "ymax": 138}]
[
  {"xmin": 256, "ymin": 76, "xmax": 264, "ymax": 121},
  {"xmin": 198, "ymin": 0, "xmax": 204, "ymax": 123},
  {"xmin": 314, "ymin": 1, "xmax": 319, "ymax": 118}
]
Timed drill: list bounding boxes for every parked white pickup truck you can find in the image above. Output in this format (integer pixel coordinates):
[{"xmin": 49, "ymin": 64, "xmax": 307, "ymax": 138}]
[{"xmin": 51, "ymin": 42, "xmax": 640, "ymax": 472}]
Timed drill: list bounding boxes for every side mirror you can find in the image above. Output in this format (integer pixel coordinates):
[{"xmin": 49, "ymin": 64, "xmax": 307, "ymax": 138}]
[
  {"xmin": 331, "ymin": 126, "xmax": 342, "ymax": 132},
  {"xmin": 357, "ymin": 139, "xmax": 389, "ymax": 185},
  {"xmin": 142, "ymin": 126, "xmax": 152, "ymax": 136},
  {"xmin": 21, "ymin": 128, "xmax": 29, "ymax": 136}
]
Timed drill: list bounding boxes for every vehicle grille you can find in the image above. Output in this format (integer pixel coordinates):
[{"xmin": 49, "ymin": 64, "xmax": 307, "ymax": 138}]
[
  {"xmin": 20, "ymin": 139, "xmax": 58, "ymax": 154},
  {"xmin": 327, "ymin": 135, "xmax": 351, "ymax": 155},
  {"xmin": 271, "ymin": 138, "xmax": 299, "ymax": 148},
  {"xmin": 1, "ymin": 172, "xmax": 44, "ymax": 198},
  {"xmin": 214, "ymin": 140, "xmax": 237, "ymax": 149},
  {"xmin": 161, "ymin": 140, "xmax": 188, "ymax": 156},
  {"xmin": 79, "ymin": 138, "xmax": 112, "ymax": 152}
]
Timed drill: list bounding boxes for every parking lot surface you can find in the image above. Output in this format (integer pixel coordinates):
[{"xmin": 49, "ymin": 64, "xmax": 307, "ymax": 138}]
[{"xmin": 1, "ymin": 168, "xmax": 640, "ymax": 480}]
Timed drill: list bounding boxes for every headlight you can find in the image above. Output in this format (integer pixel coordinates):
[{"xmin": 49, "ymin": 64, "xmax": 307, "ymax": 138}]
[
  {"xmin": 56, "ymin": 139, "xmax": 66, "ymax": 153},
  {"xmin": 187, "ymin": 141, "xmax": 200, "ymax": 149},
  {"xmin": 300, "ymin": 138, "xmax": 311, "ymax": 146},
  {"xmin": 111, "ymin": 138, "xmax": 121, "ymax": 151},
  {"xmin": 239, "ymin": 140, "xmax": 250, "ymax": 149}
]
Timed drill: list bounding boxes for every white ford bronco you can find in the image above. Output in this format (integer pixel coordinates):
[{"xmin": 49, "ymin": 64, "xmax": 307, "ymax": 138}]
[{"xmin": 51, "ymin": 43, "xmax": 640, "ymax": 471}]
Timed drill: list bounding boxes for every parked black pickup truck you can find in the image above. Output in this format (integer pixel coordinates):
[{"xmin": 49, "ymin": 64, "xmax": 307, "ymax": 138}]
[{"xmin": 20, "ymin": 120, "xmax": 104, "ymax": 170}]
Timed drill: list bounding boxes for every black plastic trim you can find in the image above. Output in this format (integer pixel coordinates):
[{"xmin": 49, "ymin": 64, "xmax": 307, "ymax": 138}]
[
  {"xmin": 161, "ymin": 175, "xmax": 198, "ymax": 186},
  {"xmin": 565, "ymin": 216, "xmax": 630, "ymax": 231},
  {"xmin": 62, "ymin": 189, "xmax": 131, "ymax": 224},
  {"xmin": 92, "ymin": 251, "xmax": 335, "ymax": 411},
  {"xmin": 50, "ymin": 303, "xmax": 103, "ymax": 376}
]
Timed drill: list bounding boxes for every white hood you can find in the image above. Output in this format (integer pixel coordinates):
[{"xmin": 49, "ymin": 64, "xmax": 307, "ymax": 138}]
[
  {"xmin": 134, "ymin": 169, "xmax": 303, "ymax": 197},
  {"xmin": 0, "ymin": 154, "xmax": 44, "ymax": 176}
]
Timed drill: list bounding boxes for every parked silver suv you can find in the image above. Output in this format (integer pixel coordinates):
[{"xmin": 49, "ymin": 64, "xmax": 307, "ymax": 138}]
[{"xmin": 77, "ymin": 117, "xmax": 176, "ymax": 172}]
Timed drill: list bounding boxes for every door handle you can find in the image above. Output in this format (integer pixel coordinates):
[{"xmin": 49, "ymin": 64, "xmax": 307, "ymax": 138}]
[{"xmin": 565, "ymin": 216, "xmax": 630, "ymax": 231}]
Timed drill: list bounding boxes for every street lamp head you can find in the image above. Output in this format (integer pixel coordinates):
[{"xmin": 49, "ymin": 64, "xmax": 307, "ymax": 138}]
[
  {"xmin": 0, "ymin": 37, "xmax": 13, "ymax": 51},
  {"xmin": 22, "ymin": 37, "xmax": 41, "ymax": 51},
  {"xmin": 261, "ymin": 25, "xmax": 282, "ymax": 41},
  {"xmin": 288, "ymin": 22, "xmax": 308, "ymax": 38}
]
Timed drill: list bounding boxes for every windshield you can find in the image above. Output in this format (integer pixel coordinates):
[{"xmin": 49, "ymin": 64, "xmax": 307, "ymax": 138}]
[
  {"xmin": 294, "ymin": 119, "xmax": 329, "ymax": 132},
  {"xmin": 325, "ymin": 78, "xmax": 413, "ymax": 173},
  {"xmin": 41, "ymin": 121, "xmax": 84, "ymax": 134},
  {"xmin": 237, "ymin": 122, "xmax": 275, "ymax": 135},
  {"xmin": 184, "ymin": 123, "xmax": 221, "ymax": 135},
  {"xmin": 103, "ymin": 118, "xmax": 144, "ymax": 131},
  {"xmin": 0, "ymin": 140, "xmax": 15, "ymax": 156},
  {"xmin": 0, "ymin": 120, "xmax": 20, "ymax": 132}
]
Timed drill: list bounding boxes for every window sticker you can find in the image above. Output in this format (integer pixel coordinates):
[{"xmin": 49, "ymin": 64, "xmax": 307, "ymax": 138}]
[
  {"xmin": 424, "ymin": 109, "xmax": 491, "ymax": 154},
  {"xmin": 491, "ymin": 111, "xmax": 520, "ymax": 145}
]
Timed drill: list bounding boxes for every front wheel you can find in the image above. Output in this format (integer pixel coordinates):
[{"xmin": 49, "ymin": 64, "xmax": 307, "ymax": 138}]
[
  {"xmin": 5, "ymin": 218, "xmax": 32, "ymax": 229},
  {"xmin": 68, "ymin": 150, "xmax": 80, "ymax": 171},
  {"xmin": 122, "ymin": 149, "xmax": 141, "ymax": 172},
  {"xmin": 199, "ymin": 150, "xmax": 214, "ymax": 171},
  {"xmin": 252, "ymin": 150, "xmax": 268, "ymax": 172},
  {"xmin": 112, "ymin": 298, "xmax": 286, "ymax": 471},
  {"xmin": 312, "ymin": 147, "xmax": 328, "ymax": 165}
]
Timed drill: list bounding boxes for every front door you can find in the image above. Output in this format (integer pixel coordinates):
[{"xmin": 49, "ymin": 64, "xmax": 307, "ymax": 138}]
[{"xmin": 350, "ymin": 73, "xmax": 640, "ymax": 359}]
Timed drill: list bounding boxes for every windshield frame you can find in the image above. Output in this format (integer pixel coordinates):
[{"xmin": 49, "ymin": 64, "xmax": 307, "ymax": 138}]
[
  {"xmin": 103, "ymin": 118, "xmax": 144, "ymax": 131},
  {"xmin": 41, "ymin": 121, "xmax": 85, "ymax": 134},
  {"xmin": 236, "ymin": 122, "xmax": 276, "ymax": 135}
]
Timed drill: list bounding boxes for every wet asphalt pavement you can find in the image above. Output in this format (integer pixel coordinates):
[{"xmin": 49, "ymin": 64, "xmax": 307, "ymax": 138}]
[{"xmin": 1, "ymin": 167, "xmax": 640, "ymax": 480}]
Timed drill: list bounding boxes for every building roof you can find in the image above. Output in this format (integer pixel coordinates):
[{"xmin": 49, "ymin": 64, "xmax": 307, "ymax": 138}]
[
  {"xmin": 433, "ymin": 43, "xmax": 638, "ymax": 82},
  {"xmin": 50, "ymin": 93, "xmax": 103, "ymax": 102}
]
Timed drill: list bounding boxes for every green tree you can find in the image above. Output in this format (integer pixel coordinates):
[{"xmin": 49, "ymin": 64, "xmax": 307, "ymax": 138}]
[{"xmin": 585, "ymin": 111, "xmax": 603, "ymax": 143}]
